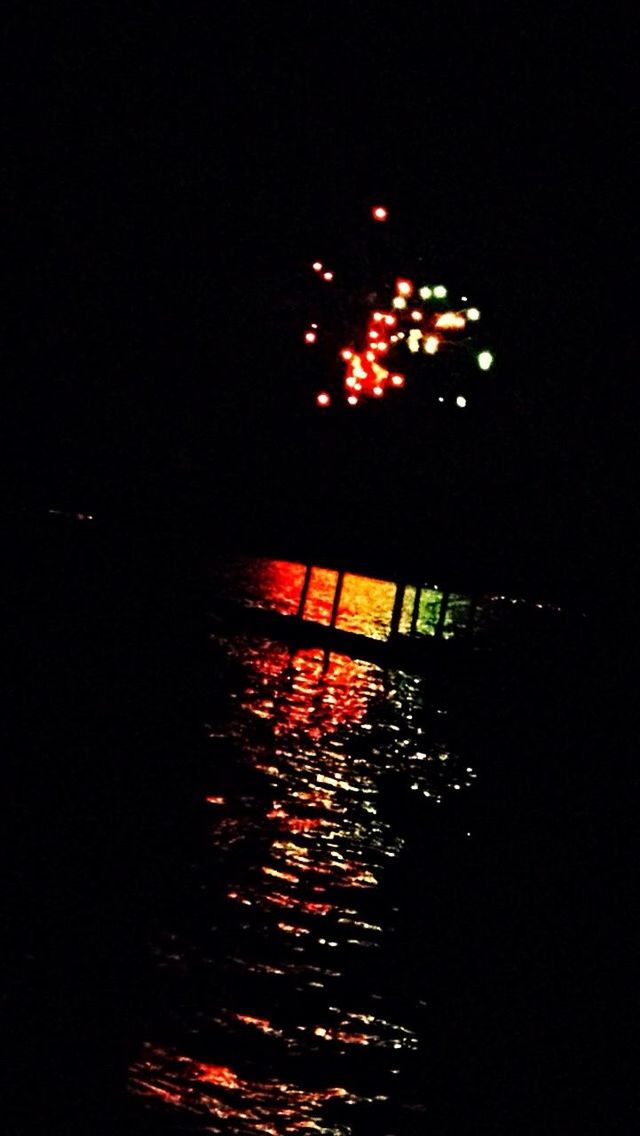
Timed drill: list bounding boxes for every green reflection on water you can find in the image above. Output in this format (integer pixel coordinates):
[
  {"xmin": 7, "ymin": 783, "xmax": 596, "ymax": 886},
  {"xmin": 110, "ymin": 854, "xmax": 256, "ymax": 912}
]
[{"xmin": 399, "ymin": 586, "xmax": 471, "ymax": 638}]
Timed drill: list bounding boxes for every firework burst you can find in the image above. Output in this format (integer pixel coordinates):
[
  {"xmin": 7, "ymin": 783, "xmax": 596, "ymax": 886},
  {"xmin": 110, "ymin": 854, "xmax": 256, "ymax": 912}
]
[{"xmin": 303, "ymin": 206, "xmax": 494, "ymax": 409}]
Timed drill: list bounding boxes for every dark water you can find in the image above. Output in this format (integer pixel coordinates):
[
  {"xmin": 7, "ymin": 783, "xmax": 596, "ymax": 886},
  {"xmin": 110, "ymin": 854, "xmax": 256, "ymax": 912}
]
[
  {"xmin": 3, "ymin": 531, "xmax": 634, "ymax": 1133},
  {"xmin": 124, "ymin": 558, "xmax": 632, "ymax": 1134}
]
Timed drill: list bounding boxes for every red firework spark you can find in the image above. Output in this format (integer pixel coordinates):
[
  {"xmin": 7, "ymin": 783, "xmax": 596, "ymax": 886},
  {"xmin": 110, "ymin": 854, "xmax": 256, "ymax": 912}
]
[{"xmin": 304, "ymin": 205, "xmax": 492, "ymax": 407}]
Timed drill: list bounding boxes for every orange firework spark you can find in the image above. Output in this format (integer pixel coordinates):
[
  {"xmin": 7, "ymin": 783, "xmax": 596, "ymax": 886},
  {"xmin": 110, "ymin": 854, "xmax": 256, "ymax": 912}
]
[{"xmin": 306, "ymin": 206, "xmax": 492, "ymax": 407}]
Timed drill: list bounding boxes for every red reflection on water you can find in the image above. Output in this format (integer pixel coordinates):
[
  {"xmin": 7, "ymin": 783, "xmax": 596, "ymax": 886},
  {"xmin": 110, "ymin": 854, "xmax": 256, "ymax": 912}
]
[
  {"xmin": 252, "ymin": 559, "xmax": 307, "ymax": 615},
  {"xmin": 239, "ymin": 642, "xmax": 384, "ymax": 738},
  {"xmin": 277, "ymin": 922, "xmax": 309, "ymax": 935},
  {"xmin": 216, "ymin": 556, "xmax": 475, "ymax": 643},
  {"xmin": 303, "ymin": 900, "xmax": 332, "ymax": 915},
  {"xmin": 267, "ymin": 806, "xmax": 330, "ymax": 831},
  {"xmin": 133, "ymin": 562, "xmax": 427, "ymax": 1131},
  {"xmin": 132, "ymin": 1046, "xmax": 355, "ymax": 1132},
  {"xmin": 256, "ymin": 560, "xmax": 399, "ymax": 640},
  {"xmin": 235, "ymin": 1014, "xmax": 282, "ymax": 1038},
  {"xmin": 197, "ymin": 1064, "xmax": 242, "ymax": 1089},
  {"xmin": 301, "ymin": 566, "xmax": 339, "ymax": 625}
]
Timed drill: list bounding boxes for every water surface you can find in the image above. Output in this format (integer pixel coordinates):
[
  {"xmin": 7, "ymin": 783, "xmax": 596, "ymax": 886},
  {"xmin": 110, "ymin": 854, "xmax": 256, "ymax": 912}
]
[{"xmin": 128, "ymin": 557, "xmax": 559, "ymax": 1133}]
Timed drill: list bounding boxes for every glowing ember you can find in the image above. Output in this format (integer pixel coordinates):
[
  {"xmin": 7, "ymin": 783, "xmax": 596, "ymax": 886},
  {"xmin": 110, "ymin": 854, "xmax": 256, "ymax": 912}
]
[
  {"xmin": 434, "ymin": 311, "xmax": 466, "ymax": 330},
  {"xmin": 302, "ymin": 204, "xmax": 493, "ymax": 407},
  {"xmin": 396, "ymin": 278, "xmax": 413, "ymax": 297}
]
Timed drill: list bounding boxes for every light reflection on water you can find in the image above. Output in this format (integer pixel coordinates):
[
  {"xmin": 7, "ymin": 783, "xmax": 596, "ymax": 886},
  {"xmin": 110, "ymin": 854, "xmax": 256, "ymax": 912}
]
[
  {"xmin": 129, "ymin": 560, "xmax": 481, "ymax": 1131},
  {"xmin": 208, "ymin": 555, "xmax": 562, "ymax": 645},
  {"xmin": 212, "ymin": 556, "xmax": 474, "ymax": 641}
]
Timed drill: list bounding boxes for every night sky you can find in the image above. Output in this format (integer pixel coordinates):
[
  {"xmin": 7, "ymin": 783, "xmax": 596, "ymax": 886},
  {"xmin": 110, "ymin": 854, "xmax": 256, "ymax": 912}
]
[{"xmin": 3, "ymin": 3, "xmax": 634, "ymax": 593}]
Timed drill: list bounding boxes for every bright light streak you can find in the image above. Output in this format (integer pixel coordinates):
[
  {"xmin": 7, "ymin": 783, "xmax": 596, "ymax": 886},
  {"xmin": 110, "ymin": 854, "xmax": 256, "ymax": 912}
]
[
  {"xmin": 317, "ymin": 392, "xmax": 331, "ymax": 406},
  {"xmin": 466, "ymin": 307, "xmax": 480, "ymax": 320},
  {"xmin": 419, "ymin": 286, "xmax": 432, "ymax": 300},
  {"xmin": 477, "ymin": 350, "xmax": 494, "ymax": 370},
  {"xmin": 392, "ymin": 297, "xmax": 407, "ymax": 310},
  {"xmin": 433, "ymin": 285, "xmax": 447, "ymax": 298},
  {"xmin": 434, "ymin": 311, "xmax": 465, "ymax": 330},
  {"xmin": 456, "ymin": 395, "xmax": 467, "ymax": 407}
]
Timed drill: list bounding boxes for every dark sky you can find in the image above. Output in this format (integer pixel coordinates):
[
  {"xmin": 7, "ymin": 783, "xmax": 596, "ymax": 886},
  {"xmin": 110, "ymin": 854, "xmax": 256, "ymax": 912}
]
[{"xmin": 2, "ymin": 2, "xmax": 634, "ymax": 582}]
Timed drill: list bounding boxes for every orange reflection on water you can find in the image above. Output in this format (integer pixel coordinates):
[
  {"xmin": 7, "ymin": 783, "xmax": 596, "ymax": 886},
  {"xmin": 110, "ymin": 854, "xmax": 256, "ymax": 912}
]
[
  {"xmin": 133, "ymin": 1045, "xmax": 355, "ymax": 1132},
  {"xmin": 237, "ymin": 641, "xmax": 386, "ymax": 739},
  {"xmin": 262, "ymin": 561, "xmax": 399, "ymax": 640},
  {"xmin": 131, "ymin": 560, "xmax": 473, "ymax": 1129},
  {"xmin": 244, "ymin": 558, "xmax": 308, "ymax": 615},
  {"xmin": 261, "ymin": 865, "xmax": 299, "ymax": 884},
  {"xmin": 235, "ymin": 1014, "xmax": 283, "ymax": 1039},
  {"xmin": 300, "ymin": 566, "xmax": 339, "ymax": 625},
  {"xmin": 213, "ymin": 554, "xmax": 521, "ymax": 645},
  {"xmin": 336, "ymin": 572, "xmax": 397, "ymax": 639},
  {"xmin": 244, "ymin": 558, "xmax": 473, "ymax": 641}
]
